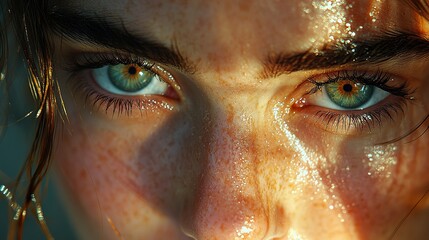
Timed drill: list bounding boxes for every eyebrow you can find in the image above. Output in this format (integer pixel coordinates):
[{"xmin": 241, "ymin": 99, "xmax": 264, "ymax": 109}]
[
  {"xmin": 262, "ymin": 32, "xmax": 429, "ymax": 78},
  {"xmin": 48, "ymin": 9, "xmax": 195, "ymax": 73}
]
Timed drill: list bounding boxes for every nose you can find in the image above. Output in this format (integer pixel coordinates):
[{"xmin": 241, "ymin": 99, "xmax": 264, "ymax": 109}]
[{"xmin": 180, "ymin": 110, "xmax": 285, "ymax": 240}]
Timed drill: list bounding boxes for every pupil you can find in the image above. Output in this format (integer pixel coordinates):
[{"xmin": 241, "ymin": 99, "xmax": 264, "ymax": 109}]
[
  {"xmin": 128, "ymin": 66, "xmax": 137, "ymax": 75},
  {"xmin": 343, "ymin": 84, "xmax": 353, "ymax": 92}
]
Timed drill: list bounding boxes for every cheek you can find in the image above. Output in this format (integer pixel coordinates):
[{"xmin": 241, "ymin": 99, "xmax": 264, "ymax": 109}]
[
  {"xmin": 332, "ymin": 142, "xmax": 429, "ymax": 238},
  {"xmin": 325, "ymin": 142, "xmax": 429, "ymax": 238},
  {"xmin": 269, "ymin": 102, "xmax": 429, "ymax": 238},
  {"xmin": 53, "ymin": 113, "xmax": 200, "ymax": 239}
]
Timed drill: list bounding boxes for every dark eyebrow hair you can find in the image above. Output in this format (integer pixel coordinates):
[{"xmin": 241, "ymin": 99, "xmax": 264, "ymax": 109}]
[
  {"xmin": 262, "ymin": 32, "xmax": 429, "ymax": 78},
  {"xmin": 47, "ymin": 9, "xmax": 195, "ymax": 73}
]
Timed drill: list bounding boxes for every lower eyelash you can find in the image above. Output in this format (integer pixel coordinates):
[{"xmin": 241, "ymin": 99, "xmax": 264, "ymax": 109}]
[
  {"xmin": 314, "ymin": 99, "xmax": 406, "ymax": 133},
  {"xmin": 73, "ymin": 79, "xmax": 135, "ymax": 117},
  {"xmin": 87, "ymin": 88, "xmax": 135, "ymax": 117},
  {"xmin": 72, "ymin": 77, "xmax": 170, "ymax": 118}
]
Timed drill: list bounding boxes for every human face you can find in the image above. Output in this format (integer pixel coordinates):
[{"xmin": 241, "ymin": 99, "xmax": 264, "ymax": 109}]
[{"xmin": 50, "ymin": 0, "xmax": 429, "ymax": 239}]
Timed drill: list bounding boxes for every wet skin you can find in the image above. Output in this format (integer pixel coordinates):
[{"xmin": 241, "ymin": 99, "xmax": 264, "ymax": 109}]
[{"xmin": 51, "ymin": 0, "xmax": 429, "ymax": 239}]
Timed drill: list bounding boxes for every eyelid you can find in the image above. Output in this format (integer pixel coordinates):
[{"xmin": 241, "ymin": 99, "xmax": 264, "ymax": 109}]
[{"xmin": 69, "ymin": 51, "xmax": 156, "ymax": 71}]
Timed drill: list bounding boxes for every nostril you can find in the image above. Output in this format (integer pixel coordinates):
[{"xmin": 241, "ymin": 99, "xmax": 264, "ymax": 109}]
[
  {"xmin": 179, "ymin": 191, "xmax": 270, "ymax": 239},
  {"xmin": 178, "ymin": 183, "xmax": 290, "ymax": 240},
  {"xmin": 179, "ymin": 197, "xmax": 290, "ymax": 240}
]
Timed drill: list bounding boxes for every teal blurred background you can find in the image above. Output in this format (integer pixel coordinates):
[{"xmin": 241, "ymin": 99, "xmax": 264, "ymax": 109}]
[{"xmin": 0, "ymin": 9, "xmax": 77, "ymax": 239}]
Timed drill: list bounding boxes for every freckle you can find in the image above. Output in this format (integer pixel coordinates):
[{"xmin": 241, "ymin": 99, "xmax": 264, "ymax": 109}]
[
  {"xmin": 133, "ymin": 210, "xmax": 139, "ymax": 218},
  {"xmin": 95, "ymin": 162, "xmax": 102, "ymax": 170},
  {"xmin": 107, "ymin": 148, "xmax": 115, "ymax": 156},
  {"xmin": 142, "ymin": 215, "xmax": 149, "ymax": 223},
  {"xmin": 99, "ymin": 153, "xmax": 107, "ymax": 162},
  {"xmin": 79, "ymin": 170, "xmax": 87, "ymax": 179},
  {"xmin": 239, "ymin": 0, "xmax": 251, "ymax": 12}
]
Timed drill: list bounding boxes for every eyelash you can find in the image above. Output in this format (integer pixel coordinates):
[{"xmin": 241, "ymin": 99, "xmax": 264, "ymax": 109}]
[
  {"xmin": 68, "ymin": 53, "xmax": 176, "ymax": 117},
  {"xmin": 298, "ymin": 70, "xmax": 414, "ymax": 133},
  {"xmin": 69, "ymin": 52, "xmax": 156, "ymax": 72}
]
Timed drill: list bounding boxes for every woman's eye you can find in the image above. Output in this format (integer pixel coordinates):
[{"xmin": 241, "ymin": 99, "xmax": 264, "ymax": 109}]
[
  {"xmin": 289, "ymin": 70, "xmax": 417, "ymax": 137},
  {"xmin": 309, "ymin": 80, "xmax": 390, "ymax": 110},
  {"xmin": 66, "ymin": 54, "xmax": 181, "ymax": 118},
  {"xmin": 92, "ymin": 64, "xmax": 169, "ymax": 96}
]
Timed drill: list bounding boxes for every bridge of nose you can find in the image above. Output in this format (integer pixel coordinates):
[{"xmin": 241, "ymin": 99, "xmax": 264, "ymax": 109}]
[{"xmin": 179, "ymin": 94, "xmax": 290, "ymax": 239}]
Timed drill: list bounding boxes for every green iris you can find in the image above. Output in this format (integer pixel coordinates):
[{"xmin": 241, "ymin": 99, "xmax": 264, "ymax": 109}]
[
  {"xmin": 326, "ymin": 80, "xmax": 374, "ymax": 109},
  {"xmin": 108, "ymin": 64, "xmax": 154, "ymax": 92}
]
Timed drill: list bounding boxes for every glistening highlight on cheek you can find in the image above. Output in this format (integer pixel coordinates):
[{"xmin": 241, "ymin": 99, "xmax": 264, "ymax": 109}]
[{"xmin": 271, "ymin": 99, "xmax": 429, "ymax": 238}]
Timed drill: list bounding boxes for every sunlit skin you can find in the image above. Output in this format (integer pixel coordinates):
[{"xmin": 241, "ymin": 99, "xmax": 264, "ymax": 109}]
[{"xmin": 51, "ymin": 0, "xmax": 429, "ymax": 239}]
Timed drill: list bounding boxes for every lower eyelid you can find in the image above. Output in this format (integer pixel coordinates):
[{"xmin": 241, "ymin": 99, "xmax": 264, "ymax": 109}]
[{"xmin": 290, "ymin": 95, "xmax": 408, "ymax": 135}]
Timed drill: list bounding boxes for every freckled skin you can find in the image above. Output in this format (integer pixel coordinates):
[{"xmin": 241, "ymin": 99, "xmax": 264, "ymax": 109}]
[{"xmin": 52, "ymin": 0, "xmax": 429, "ymax": 239}]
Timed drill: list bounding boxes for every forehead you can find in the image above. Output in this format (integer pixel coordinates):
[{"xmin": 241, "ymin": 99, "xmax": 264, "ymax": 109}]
[
  {"xmin": 54, "ymin": 0, "xmax": 420, "ymax": 44},
  {"xmin": 52, "ymin": 0, "xmax": 423, "ymax": 74}
]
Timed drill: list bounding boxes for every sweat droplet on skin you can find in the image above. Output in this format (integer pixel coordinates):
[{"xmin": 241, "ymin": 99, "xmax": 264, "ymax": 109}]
[
  {"xmin": 364, "ymin": 144, "xmax": 398, "ymax": 179},
  {"xmin": 300, "ymin": 0, "xmax": 363, "ymax": 50}
]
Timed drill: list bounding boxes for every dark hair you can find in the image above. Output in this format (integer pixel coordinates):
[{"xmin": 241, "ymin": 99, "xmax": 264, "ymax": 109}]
[
  {"xmin": 2, "ymin": 0, "xmax": 429, "ymax": 239},
  {"xmin": 4, "ymin": 0, "xmax": 56, "ymax": 239}
]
